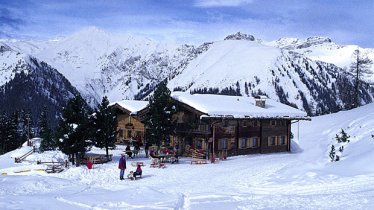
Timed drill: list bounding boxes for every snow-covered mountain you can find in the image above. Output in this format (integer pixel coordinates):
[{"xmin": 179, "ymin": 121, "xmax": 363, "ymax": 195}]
[
  {"xmin": 0, "ymin": 42, "xmax": 79, "ymax": 127},
  {"xmin": 169, "ymin": 37, "xmax": 373, "ymax": 115},
  {"xmin": 1, "ymin": 29, "xmax": 374, "ymax": 118},
  {"xmin": 269, "ymin": 36, "xmax": 374, "ymax": 83},
  {"xmin": 19, "ymin": 27, "xmax": 210, "ymax": 105}
]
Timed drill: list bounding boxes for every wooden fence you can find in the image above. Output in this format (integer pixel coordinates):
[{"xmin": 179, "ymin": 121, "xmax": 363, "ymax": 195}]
[{"xmin": 14, "ymin": 147, "xmax": 35, "ymax": 163}]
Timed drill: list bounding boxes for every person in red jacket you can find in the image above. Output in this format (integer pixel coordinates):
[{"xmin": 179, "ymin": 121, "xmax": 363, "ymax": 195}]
[
  {"xmin": 118, "ymin": 154, "xmax": 126, "ymax": 180},
  {"xmin": 86, "ymin": 159, "xmax": 93, "ymax": 170},
  {"xmin": 133, "ymin": 164, "xmax": 142, "ymax": 179}
]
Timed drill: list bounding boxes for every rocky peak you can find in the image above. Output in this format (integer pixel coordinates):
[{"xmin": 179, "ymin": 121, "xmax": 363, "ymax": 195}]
[
  {"xmin": 224, "ymin": 32, "xmax": 255, "ymax": 41},
  {"xmin": 0, "ymin": 42, "xmax": 12, "ymax": 53},
  {"xmin": 296, "ymin": 36, "xmax": 332, "ymax": 49}
]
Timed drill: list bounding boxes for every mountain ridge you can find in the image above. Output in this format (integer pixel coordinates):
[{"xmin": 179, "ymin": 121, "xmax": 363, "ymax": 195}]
[{"xmin": 1, "ymin": 29, "xmax": 373, "ymax": 120}]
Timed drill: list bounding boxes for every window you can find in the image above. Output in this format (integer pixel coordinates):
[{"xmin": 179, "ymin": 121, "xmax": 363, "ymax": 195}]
[
  {"xmin": 242, "ymin": 121, "xmax": 248, "ymax": 127},
  {"xmin": 268, "ymin": 136, "xmax": 276, "ymax": 146},
  {"xmin": 250, "ymin": 137, "xmax": 259, "ymax": 148},
  {"xmin": 118, "ymin": 129, "xmax": 124, "ymax": 138},
  {"xmin": 239, "ymin": 138, "xmax": 247, "ymax": 149},
  {"xmin": 270, "ymin": 120, "xmax": 276, "ymax": 126},
  {"xmin": 267, "ymin": 136, "xmax": 287, "ymax": 146},
  {"xmin": 196, "ymin": 139, "xmax": 203, "ymax": 149},
  {"xmin": 253, "ymin": 121, "xmax": 260, "ymax": 127},
  {"xmin": 280, "ymin": 136, "xmax": 286, "ymax": 145},
  {"xmin": 127, "ymin": 130, "xmax": 132, "ymax": 138},
  {"xmin": 220, "ymin": 138, "xmax": 228, "ymax": 150}
]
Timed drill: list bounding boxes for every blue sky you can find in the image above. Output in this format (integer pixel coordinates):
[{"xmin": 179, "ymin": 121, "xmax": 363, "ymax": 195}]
[{"xmin": 0, "ymin": 0, "xmax": 373, "ymax": 47}]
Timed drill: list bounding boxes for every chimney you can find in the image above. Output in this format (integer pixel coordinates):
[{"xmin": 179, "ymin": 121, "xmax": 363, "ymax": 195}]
[{"xmin": 255, "ymin": 95, "xmax": 267, "ymax": 108}]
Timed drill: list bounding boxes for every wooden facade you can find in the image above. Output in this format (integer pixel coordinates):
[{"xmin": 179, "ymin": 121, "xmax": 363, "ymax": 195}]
[
  {"xmin": 170, "ymin": 101, "xmax": 294, "ymax": 158},
  {"xmin": 112, "ymin": 104, "xmax": 145, "ymax": 145},
  {"xmin": 113, "ymin": 95, "xmax": 308, "ymax": 159}
]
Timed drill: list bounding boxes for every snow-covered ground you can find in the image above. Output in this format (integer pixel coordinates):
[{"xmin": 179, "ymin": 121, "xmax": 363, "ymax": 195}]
[{"xmin": 1, "ymin": 104, "xmax": 374, "ymax": 209}]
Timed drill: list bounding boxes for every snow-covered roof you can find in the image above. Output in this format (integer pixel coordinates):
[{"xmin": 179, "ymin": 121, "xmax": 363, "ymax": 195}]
[
  {"xmin": 110, "ymin": 100, "xmax": 148, "ymax": 114},
  {"xmin": 171, "ymin": 92, "xmax": 309, "ymax": 119}
]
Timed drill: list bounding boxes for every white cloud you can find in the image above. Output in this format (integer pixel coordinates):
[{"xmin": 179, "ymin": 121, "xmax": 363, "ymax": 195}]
[{"xmin": 194, "ymin": 0, "xmax": 254, "ymax": 7}]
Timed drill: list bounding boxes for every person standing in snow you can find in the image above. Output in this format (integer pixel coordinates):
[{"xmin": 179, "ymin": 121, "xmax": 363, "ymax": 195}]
[
  {"xmin": 144, "ymin": 142, "xmax": 149, "ymax": 158},
  {"xmin": 118, "ymin": 154, "xmax": 126, "ymax": 180},
  {"xmin": 86, "ymin": 159, "xmax": 93, "ymax": 170}
]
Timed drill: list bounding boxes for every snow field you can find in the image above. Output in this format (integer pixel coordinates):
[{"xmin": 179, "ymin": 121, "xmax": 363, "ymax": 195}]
[{"xmin": 2, "ymin": 103, "xmax": 374, "ymax": 209}]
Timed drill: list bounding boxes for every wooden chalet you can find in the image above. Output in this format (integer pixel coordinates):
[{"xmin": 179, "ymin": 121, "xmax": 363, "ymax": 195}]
[
  {"xmin": 167, "ymin": 93, "xmax": 310, "ymax": 158},
  {"xmin": 113, "ymin": 93, "xmax": 309, "ymax": 159},
  {"xmin": 110, "ymin": 100, "xmax": 148, "ymax": 145}
]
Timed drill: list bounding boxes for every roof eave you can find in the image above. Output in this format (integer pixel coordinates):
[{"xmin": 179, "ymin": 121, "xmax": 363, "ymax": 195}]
[{"xmin": 200, "ymin": 115, "xmax": 311, "ymax": 121}]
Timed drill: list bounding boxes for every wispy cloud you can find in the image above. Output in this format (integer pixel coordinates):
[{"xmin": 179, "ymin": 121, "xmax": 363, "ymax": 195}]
[
  {"xmin": 194, "ymin": 0, "xmax": 254, "ymax": 7},
  {"xmin": 0, "ymin": 0, "xmax": 373, "ymax": 47},
  {"xmin": 0, "ymin": 8, "xmax": 26, "ymax": 36}
]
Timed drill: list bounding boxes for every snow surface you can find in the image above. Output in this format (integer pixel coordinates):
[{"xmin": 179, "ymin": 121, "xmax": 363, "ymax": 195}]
[
  {"xmin": 1, "ymin": 103, "xmax": 374, "ymax": 209},
  {"xmin": 269, "ymin": 36, "xmax": 374, "ymax": 83},
  {"xmin": 171, "ymin": 92, "xmax": 308, "ymax": 119},
  {"xmin": 0, "ymin": 104, "xmax": 374, "ymax": 209}
]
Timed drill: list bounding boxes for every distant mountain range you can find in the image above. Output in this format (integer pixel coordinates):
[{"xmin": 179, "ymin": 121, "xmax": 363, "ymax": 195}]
[{"xmin": 1, "ymin": 28, "xmax": 373, "ymax": 125}]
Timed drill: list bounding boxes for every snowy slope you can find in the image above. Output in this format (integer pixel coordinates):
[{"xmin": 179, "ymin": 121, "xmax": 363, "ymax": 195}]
[
  {"xmin": 269, "ymin": 36, "xmax": 374, "ymax": 83},
  {"xmin": 0, "ymin": 42, "xmax": 31, "ymax": 86},
  {"xmin": 168, "ymin": 38, "xmax": 373, "ymax": 115},
  {"xmin": 2, "ymin": 29, "xmax": 373, "ymax": 115},
  {"xmin": 1, "ymin": 104, "xmax": 374, "ymax": 209},
  {"xmin": 29, "ymin": 27, "xmax": 209, "ymax": 105},
  {"xmin": 0, "ymin": 43, "xmax": 79, "ymax": 127}
]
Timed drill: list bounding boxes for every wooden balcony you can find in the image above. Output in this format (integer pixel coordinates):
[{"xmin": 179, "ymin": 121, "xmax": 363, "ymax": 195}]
[{"xmin": 175, "ymin": 123, "xmax": 211, "ymax": 135}]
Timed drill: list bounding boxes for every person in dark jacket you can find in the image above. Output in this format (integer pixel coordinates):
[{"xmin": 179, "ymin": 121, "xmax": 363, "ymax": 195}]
[
  {"xmin": 125, "ymin": 144, "xmax": 133, "ymax": 158},
  {"xmin": 144, "ymin": 142, "xmax": 149, "ymax": 158},
  {"xmin": 118, "ymin": 154, "xmax": 126, "ymax": 180}
]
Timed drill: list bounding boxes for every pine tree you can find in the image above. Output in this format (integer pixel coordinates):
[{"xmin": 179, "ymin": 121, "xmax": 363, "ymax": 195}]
[
  {"xmin": 0, "ymin": 113, "xmax": 9, "ymax": 154},
  {"xmin": 39, "ymin": 106, "xmax": 56, "ymax": 152},
  {"xmin": 329, "ymin": 145, "xmax": 335, "ymax": 162},
  {"xmin": 144, "ymin": 80, "xmax": 176, "ymax": 147},
  {"xmin": 0, "ymin": 112, "xmax": 22, "ymax": 154},
  {"xmin": 350, "ymin": 49, "xmax": 373, "ymax": 108},
  {"xmin": 340, "ymin": 129, "xmax": 350, "ymax": 143},
  {"xmin": 24, "ymin": 110, "xmax": 33, "ymax": 146},
  {"xmin": 92, "ymin": 96, "xmax": 117, "ymax": 159},
  {"xmin": 57, "ymin": 94, "xmax": 90, "ymax": 165},
  {"xmin": 335, "ymin": 129, "xmax": 350, "ymax": 143}
]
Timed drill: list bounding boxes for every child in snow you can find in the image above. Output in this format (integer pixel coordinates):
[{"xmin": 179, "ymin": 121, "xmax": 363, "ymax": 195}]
[{"xmin": 133, "ymin": 164, "xmax": 142, "ymax": 179}]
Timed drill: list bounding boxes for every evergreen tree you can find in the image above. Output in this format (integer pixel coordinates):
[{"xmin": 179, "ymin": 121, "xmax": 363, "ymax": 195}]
[
  {"xmin": 57, "ymin": 94, "xmax": 90, "ymax": 165},
  {"xmin": 0, "ymin": 112, "xmax": 22, "ymax": 154},
  {"xmin": 144, "ymin": 80, "xmax": 176, "ymax": 147},
  {"xmin": 39, "ymin": 106, "xmax": 56, "ymax": 151},
  {"xmin": 350, "ymin": 49, "xmax": 373, "ymax": 108},
  {"xmin": 335, "ymin": 129, "xmax": 350, "ymax": 143},
  {"xmin": 23, "ymin": 110, "xmax": 34, "ymax": 146},
  {"xmin": 92, "ymin": 96, "xmax": 117, "ymax": 159},
  {"xmin": 329, "ymin": 145, "xmax": 335, "ymax": 162}
]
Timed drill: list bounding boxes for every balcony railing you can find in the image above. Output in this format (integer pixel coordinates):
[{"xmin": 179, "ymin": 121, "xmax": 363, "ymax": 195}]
[{"xmin": 175, "ymin": 123, "xmax": 211, "ymax": 135}]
